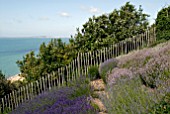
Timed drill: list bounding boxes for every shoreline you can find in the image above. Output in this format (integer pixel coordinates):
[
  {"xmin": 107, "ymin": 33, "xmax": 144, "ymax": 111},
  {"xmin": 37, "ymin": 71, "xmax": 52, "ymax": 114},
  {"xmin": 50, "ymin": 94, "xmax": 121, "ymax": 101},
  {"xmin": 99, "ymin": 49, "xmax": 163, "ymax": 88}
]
[{"xmin": 7, "ymin": 73, "xmax": 24, "ymax": 83}]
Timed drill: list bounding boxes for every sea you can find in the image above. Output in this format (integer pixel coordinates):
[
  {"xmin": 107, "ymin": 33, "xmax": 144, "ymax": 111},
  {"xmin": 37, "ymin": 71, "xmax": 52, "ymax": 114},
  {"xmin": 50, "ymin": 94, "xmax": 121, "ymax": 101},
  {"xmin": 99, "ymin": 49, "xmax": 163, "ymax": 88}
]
[{"xmin": 0, "ymin": 38, "xmax": 69, "ymax": 78}]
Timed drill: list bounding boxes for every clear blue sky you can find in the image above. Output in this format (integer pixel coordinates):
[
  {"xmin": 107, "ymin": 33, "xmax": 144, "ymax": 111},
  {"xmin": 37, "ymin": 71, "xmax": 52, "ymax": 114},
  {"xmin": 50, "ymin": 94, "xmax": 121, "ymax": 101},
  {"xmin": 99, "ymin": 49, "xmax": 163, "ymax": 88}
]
[{"xmin": 0, "ymin": 0, "xmax": 169, "ymax": 38}]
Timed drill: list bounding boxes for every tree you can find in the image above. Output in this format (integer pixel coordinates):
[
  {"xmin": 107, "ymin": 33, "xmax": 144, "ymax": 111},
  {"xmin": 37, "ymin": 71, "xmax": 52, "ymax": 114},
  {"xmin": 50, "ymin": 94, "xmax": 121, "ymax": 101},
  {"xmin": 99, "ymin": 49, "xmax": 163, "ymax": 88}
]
[
  {"xmin": 0, "ymin": 70, "xmax": 17, "ymax": 98},
  {"xmin": 156, "ymin": 5, "xmax": 170, "ymax": 40},
  {"xmin": 17, "ymin": 39, "xmax": 76, "ymax": 82},
  {"xmin": 72, "ymin": 2, "xmax": 149, "ymax": 52}
]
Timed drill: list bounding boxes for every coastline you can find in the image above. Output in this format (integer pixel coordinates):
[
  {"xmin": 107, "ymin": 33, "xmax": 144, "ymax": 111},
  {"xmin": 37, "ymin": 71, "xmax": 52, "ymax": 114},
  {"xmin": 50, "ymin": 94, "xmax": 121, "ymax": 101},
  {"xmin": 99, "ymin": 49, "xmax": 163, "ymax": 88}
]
[{"xmin": 7, "ymin": 73, "xmax": 24, "ymax": 83}]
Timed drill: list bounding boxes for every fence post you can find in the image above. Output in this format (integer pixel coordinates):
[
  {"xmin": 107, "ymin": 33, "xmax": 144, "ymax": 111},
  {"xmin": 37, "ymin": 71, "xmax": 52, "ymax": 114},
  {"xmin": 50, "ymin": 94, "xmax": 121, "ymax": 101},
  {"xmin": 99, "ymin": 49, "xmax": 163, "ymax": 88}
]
[
  {"xmin": 100, "ymin": 49, "xmax": 103, "ymax": 63},
  {"xmin": 77, "ymin": 53, "xmax": 81, "ymax": 77},
  {"xmin": 1, "ymin": 98, "xmax": 4, "ymax": 113},
  {"xmin": 22, "ymin": 86, "xmax": 26, "ymax": 102},
  {"xmin": 58, "ymin": 69, "xmax": 61, "ymax": 86},
  {"xmin": 12, "ymin": 91, "xmax": 16, "ymax": 110},
  {"xmin": 154, "ymin": 27, "xmax": 156, "ymax": 42},
  {"xmin": 47, "ymin": 75, "xmax": 51, "ymax": 90},
  {"xmin": 0, "ymin": 98, "xmax": 3, "ymax": 114},
  {"xmin": 15, "ymin": 90, "xmax": 18, "ymax": 108},
  {"xmin": 7, "ymin": 94, "xmax": 10, "ymax": 110},
  {"xmin": 90, "ymin": 51, "xmax": 93, "ymax": 66}
]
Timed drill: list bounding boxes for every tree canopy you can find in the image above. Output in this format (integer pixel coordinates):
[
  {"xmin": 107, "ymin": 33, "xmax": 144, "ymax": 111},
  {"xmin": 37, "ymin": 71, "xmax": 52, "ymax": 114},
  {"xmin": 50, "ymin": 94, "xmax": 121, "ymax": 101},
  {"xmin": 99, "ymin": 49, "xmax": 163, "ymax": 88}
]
[
  {"xmin": 17, "ymin": 39, "xmax": 76, "ymax": 82},
  {"xmin": 72, "ymin": 2, "xmax": 149, "ymax": 52},
  {"xmin": 156, "ymin": 5, "xmax": 170, "ymax": 40}
]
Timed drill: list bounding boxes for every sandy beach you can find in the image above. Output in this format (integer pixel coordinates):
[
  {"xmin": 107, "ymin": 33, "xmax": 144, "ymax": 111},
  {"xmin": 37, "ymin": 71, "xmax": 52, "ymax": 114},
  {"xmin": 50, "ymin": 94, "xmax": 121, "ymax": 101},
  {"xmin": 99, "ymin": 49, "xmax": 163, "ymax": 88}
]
[{"xmin": 7, "ymin": 74, "xmax": 25, "ymax": 83}]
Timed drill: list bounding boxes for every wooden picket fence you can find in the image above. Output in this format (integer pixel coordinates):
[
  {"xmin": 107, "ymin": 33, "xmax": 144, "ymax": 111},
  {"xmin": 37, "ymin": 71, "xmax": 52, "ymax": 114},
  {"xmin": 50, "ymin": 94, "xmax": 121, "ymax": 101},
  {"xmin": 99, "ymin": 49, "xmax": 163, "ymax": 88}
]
[{"xmin": 0, "ymin": 28, "xmax": 156, "ymax": 113}]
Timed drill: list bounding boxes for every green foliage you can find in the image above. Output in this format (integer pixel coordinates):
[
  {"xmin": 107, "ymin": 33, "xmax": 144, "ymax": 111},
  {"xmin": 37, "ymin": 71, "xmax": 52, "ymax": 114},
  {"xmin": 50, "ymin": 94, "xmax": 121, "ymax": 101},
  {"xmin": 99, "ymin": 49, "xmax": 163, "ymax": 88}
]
[
  {"xmin": 1, "ymin": 107, "xmax": 11, "ymax": 114},
  {"xmin": 72, "ymin": 2, "xmax": 149, "ymax": 52},
  {"xmin": 156, "ymin": 5, "xmax": 170, "ymax": 41},
  {"xmin": 88, "ymin": 66, "xmax": 100, "ymax": 80},
  {"xmin": 103, "ymin": 76, "xmax": 159, "ymax": 114},
  {"xmin": 17, "ymin": 39, "xmax": 76, "ymax": 82},
  {"xmin": 149, "ymin": 92, "xmax": 170, "ymax": 113},
  {"xmin": 0, "ymin": 70, "xmax": 17, "ymax": 99},
  {"xmin": 143, "ymin": 56, "xmax": 151, "ymax": 65},
  {"xmin": 90, "ymin": 102, "xmax": 100, "ymax": 111}
]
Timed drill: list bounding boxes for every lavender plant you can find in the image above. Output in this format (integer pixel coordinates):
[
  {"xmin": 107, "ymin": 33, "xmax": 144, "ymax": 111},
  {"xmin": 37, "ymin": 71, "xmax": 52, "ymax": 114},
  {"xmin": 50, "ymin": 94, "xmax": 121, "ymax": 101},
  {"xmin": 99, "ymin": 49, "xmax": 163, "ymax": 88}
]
[
  {"xmin": 139, "ymin": 54, "xmax": 170, "ymax": 88},
  {"xmin": 99, "ymin": 58, "xmax": 118, "ymax": 83},
  {"xmin": 107, "ymin": 68, "xmax": 133, "ymax": 86},
  {"xmin": 101, "ymin": 41, "xmax": 170, "ymax": 113},
  {"xmin": 102, "ymin": 76, "xmax": 160, "ymax": 114},
  {"xmin": 67, "ymin": 75, "xmax": 92, "ymax": 99},
  {"xmin": 117, "ymin": 41, "xmax": 170, "ymax": 72},
  {"xmin": 149, "ymin": 92, "xmax": 170, "ymax": 113},
  {"xmin": 10, "ymin": 76, "xmax": 96, "ymax": 114}
]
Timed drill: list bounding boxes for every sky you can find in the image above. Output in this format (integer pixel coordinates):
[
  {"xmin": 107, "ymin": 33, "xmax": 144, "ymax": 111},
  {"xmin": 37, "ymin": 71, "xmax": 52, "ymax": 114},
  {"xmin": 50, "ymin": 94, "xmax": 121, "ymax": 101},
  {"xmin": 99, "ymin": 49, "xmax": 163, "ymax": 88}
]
[{"xmin": 0, "ymin": 0, "xmax": 169, "ymax": 38}]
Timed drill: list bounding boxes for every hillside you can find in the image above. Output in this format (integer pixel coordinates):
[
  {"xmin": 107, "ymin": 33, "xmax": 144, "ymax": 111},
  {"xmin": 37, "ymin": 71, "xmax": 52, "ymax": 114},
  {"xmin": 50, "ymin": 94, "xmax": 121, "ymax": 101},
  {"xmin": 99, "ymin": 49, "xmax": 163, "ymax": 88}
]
[
  {"xmin": 8, "ymin": 40, "xmax": 170, "ymax": 114},
  {"xmin": 102, "ymin": 40, "xmax": 170, "ymax": 113}
]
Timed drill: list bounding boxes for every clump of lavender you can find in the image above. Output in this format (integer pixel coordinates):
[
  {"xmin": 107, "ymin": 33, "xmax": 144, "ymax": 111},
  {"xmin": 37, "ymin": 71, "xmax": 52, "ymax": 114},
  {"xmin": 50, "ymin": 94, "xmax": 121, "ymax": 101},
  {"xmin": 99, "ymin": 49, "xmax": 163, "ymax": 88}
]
[
  {"xmin": 138, "ymin": 54, "xmax": 170, "ymax": 88},
  {"xmin": 117, "ymin": 40, "xmax": 170, "ymax": 72},
  {"xmin": 41, "ymin": 96, "xmax": 95, "ymax": 114},
  {"xmin": 117, "ymin": 48, "xmax": 154, "ymax": 71},
  {"xmin": 9, "ymin": 87, "xmax": 74, "ymax": 114},
  {"xmin": 101, "ymin": 41, "xmax": 170, "ymax": 113},
  {"xmin": 10, "ymin": 77, "xmax": 96, "ymax": 114},
  {"xmin": 102, "ymin": 76, "xmax": 159, "ymax": 114},
  {"xmin": 99, "ymin": 58, "xmax": 118, "ymax": 83},
  {"xmin": 107, "ymin": 68, "xmax": 133, "ymax": 86}
]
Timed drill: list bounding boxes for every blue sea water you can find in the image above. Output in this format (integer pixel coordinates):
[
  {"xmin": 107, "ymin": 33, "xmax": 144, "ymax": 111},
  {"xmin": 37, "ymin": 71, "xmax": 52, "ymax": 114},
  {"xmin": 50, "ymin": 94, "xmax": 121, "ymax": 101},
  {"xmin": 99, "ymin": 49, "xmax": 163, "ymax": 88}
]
[{"xmin": 0, "ymin": 38, "xmax": 69, "ymax": 78}]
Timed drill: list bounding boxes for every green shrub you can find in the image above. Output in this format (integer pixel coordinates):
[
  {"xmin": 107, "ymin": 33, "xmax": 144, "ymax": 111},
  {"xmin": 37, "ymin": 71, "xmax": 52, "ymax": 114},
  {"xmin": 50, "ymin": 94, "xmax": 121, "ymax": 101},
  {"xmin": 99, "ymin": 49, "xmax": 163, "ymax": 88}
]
[
  {"xmin": 99, "ymin": 58, "xmax": 118, "ymax": 83},
  {"xmin": 88, "ymin": 66, "xmax": 100, "ymax": 80},
  {"xmin": 0, "ymin": 70, "xmax": 18, "ymax": 99}
]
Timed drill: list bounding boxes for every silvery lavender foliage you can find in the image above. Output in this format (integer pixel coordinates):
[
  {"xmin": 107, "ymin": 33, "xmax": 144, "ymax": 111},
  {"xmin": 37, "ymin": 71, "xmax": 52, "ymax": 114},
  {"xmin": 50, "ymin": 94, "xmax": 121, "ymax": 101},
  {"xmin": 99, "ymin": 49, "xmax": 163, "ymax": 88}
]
[
  {"xmin": 99, "ymin": 58, "xmax": 118, "ymax": 75},
  {"xmin": 10, "ymin": 87, "xmax": 95, "ymax": 114},
  {"xmin": 101, "ymin": 41, "xmax": 170, "ymax": 113},
  {"xmin": 117, "ymin": 48, "xmax": 154, "ymax": 71},
  {"xmin": 103, "ymin": 76, "xmax": 158, "ymax": 114},
  {"xmin": 116, "ymin": 40, "xmax": 170, "ymax": 88},
  {"xmin": 107, "ymin": 68, "xmax": 133, "ymax": 86},
  {"xmin": 117, "ymin": 41, "xmax": 170, "ymax": 72},
  {"xmin": 138, "ymin": 45, "xmax": 170, "ymax": 88},
  {"xmin": 99, "ymin": 58, "xmax": 118, "ymax": 82},
  {"xmin": 139, "ymin": 54, "xmax": 170, "ymax": 88}
]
